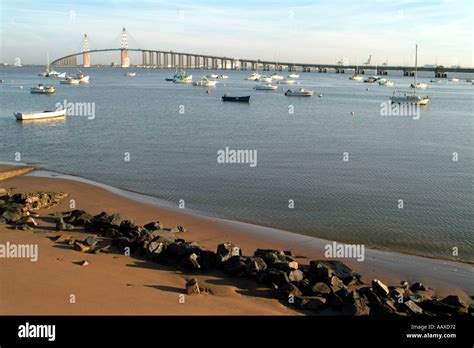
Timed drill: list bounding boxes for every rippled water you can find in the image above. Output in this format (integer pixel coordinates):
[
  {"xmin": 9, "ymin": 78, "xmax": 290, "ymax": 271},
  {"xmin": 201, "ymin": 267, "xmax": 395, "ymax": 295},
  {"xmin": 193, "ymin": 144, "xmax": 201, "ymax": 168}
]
[{"xmin": 0, "ymin": 67, "xmax": 473, "ymax": 261}]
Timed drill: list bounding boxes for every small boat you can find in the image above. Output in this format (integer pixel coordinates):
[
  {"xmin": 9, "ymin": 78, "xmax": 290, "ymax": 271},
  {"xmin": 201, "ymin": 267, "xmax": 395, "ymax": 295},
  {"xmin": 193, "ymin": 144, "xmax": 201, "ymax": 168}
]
[
  {"xmin": 254, "ymin": 84, "xmax": 278, "ymax": 91},
  {"xmin": 165, "ymin": 78, "xmax": 174, "ymax": 81},
  {"xmin": 449, "ymin": 78, "xmax": 459, "ymax": 82},
  {"xmin": 77, "ymin": 71, "xmax": 90, "ymax": 83},
  {"xmin": 222, "ymin": 94, "xmax": 250, "ymax": 102},
  {"xmin": 285, "ymin": 88, "xmax": 314, "ymax": 97},
  {"xmin": 466, "ymin": 78, "xmax": 473, "ymax": 83},
  {"xmin": 390, "ymin": 93, "xmax": 430, "ymax": 105},
  {"xmin": 246, "ymin": 72, "xmax": 261, "ymax": 81},
  {"xmin": 270, "ymin": 73, "xmax": 284, "ymax": 80},
  {"xmin": 364, "ymin": 75, "xmax": 378, "ymax": 83},
  {"xmin": 30, "ymin": 84, "xmax": 55, "ymax": 94},
  {"xmin": 379, "ymin": 79, "xmax": 395, "ymax": 87},
  {"xmin": 38, "ymin": 71, "xmax": 48, "ymax": 77},
  {"xmin": 218, "ymin": 74, "xmax": 229, "ymax": 79},
  {"xmin": 125, "ymin": 72, "xmax": 136, "ymax": 77},
  {"xmin": 209, "ymin": 74, "xmax": 219, "ymax": 79},
  {"xmin": 410, "ymin": 82, "xmax": 428, "ymax": 89},
  {"xmin": 14, "ymin": 109, "xmax": 66, "ymax": 121},
  {"xmin": 278, "ymin": 79, "xmax": 295, "ymax": 85},
  {"xmin": 430, "ymin": 80, "xmax": 443, "ymax": 84},
  {"xmin": 288, "ymin": 73, "xmax": 300, "ymax": 79},
  {"xmin": 390, "ymin": 45, "xmax": 430, "ymax": 106},
  {"xmin": 173, "ymin": 69, "xmax": 192, "ymax": 83},
  {"xmin": 60, "ymin": 75, "xmax": 80, "ymax": 85},
  {"xmin": 193, "ymin": 77, "xmax": 217, "ymax": 87},
  {"xmin": 349, "ymin": 75, "xmax": 363, "ymax": 81},
  {"xmin": 258, "ymin": 75, "xmax": 272, "ymax": 83}
]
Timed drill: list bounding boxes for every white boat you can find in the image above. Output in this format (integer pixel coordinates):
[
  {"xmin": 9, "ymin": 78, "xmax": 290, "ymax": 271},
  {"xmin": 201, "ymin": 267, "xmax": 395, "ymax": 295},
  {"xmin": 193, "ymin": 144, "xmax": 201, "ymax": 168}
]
[
  {"xmin": 466, "ymin": 78, "xmax": 473, "ymax": 83},
  {"xmin": 60, "ymin": 75, "xmax": 80, "ymax": 85},
  {"xmin": 254, "ymin": 84, "xmax": 278, "ymax": 91},
  {"xmin": 14, "ymin": 109, "xmax": 66, "ymax": 121},
  {"xmin": 379, "ymin": 79, "xmax": 395, "ymax": 87},
  {"xmin": 125, "ymin": 72, "xmax": 136, "ymax": 77},
  {"xmin": 271, "ymin": 73, "xmax": 284, "ymax": 80},
  {"xmin": 258, "ymin": 75, "xmax": 272, "ymax": 83},
  {"xmin": 30, "ymin": 84, "xmax": 55, "ymax": 94},
  {"xmin": 173, "ymin": 69, "xmax": 192, "ymax": 83},
  {"xmin": 209, "ymin": 74, "xmax": 219, "ymax": 79},
  {"xmin": 390, "ymin": 44, "xmax": 430, "ymax": 106},
  {"xmin": 278, "ymin": 79, "xmax": 296, "ymax": 85},
  {"xmin": 192, "ymin": 77, "xmax": 217, "ymax": 87},
  {"xmin": 285, "ymin": 88, "xmax": 314, "ymax": 97},
  {"xmin": 46, "ymin": 70, "xmax": 64, "ymax": 78},
  {"xmin": 77, "ymin": 71, "xmax": 90, "ymax": 83},
  {"xmin": 288, "ymin": 73, "xmax": 300, "ymax": 79},
  {"xmin": 349, "ymin": 75, "xmax": 363, "ymax": 81},
  {"xmin": 449, "ymin": 78, "xmax": 459, "ymax": 82},
  {"xmin": 246, "ymin": 72, "xmax": 261, "ymax": 81},
  {"xmin": 410, "ymin": 82, "xmax": 428, "ymax": 89},
  {"xmin": 430, "ymin": 80, "xmax": 443, "ymax": 84},
  {"xmin": 218, "ymin": 74, "xmax": 229, "ymax": 79},
  {"xmin": 364, "ymin": 75, "xmax": 379, "ymax": 83}
]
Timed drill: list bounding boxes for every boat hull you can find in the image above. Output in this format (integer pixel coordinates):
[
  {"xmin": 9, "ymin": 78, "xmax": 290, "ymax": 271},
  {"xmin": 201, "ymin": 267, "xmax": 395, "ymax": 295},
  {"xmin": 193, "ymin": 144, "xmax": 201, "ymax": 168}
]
[
  {"xmin": 222, "ymin": 96, "xmax": 250, "ymax": 102},
  {"xmin": 14, "ymin": 109, "xmax": 67, "ymax": 121}
]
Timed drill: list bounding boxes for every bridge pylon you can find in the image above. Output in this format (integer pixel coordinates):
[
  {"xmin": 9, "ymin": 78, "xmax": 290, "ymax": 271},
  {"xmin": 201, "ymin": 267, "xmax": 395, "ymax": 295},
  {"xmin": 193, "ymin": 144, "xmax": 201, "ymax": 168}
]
[
  {"xmin": 82, "ymin": 34, "xmax": 91, "ymax": 68},
  {"xmin": 120, "ymin": 27, "xmax": 130, "ymax": 68}
]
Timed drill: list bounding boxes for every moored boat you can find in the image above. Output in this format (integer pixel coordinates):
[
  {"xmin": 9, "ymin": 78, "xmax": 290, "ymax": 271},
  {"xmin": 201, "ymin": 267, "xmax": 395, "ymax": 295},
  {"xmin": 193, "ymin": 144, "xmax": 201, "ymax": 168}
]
[
  {"xmin": 379, "ymin": 79, "xmax": 395, "ymax": 87},
  {"xmin": 222, "ymin": 94, "xmax": 250, "ymax": 102},
  {"xmin": 218, "ymin": 74, "xmax": 229, "ymax": 79},
  {"xmin": 258, "ymin": 75, "xmax": 272, "ymax": 83},
  {"xmin": 254, "ymin": 84, "xmax": 278, "ymax": 90},
  {"xmin": 278, "ymin": 79, "xmax": 296, "ymax": 85},
  {"xmin": 288, "ymin": 73, "xmax": 300, "ymax": 79},
  {"xmin": 410, "ymin": 82, "xmax": 428, "ymax": 89},
  {"xmin": 270, "ymin": 73, "xmax": 284, "ymax": 80},
  {"xmin": 14, "ymin": 109, "xmax": 66, "ymax": 121},
  {"xmin": 173, "ymin": 69, "xmax": 192, "ymax": 83},
  {"xmin": 30, "ymin": 84, "xmax": 55, "ymax": 94},
  {"xmin": 60, "ymin": 75, "xmax": 80, "ymax": 85},
  {"xmin": 77, "ymin": 71, "xmax": 90, "ymax": 83},
  {"xmin": 349, "ymin": 75, "xmax": 363, "ymax": 81},
  {"xmin": 449, "ymin": 78, "xmax": 459, "ymax": 82},
  {"xmin": 246, "ymin": 72, "xmax": 261, "ymax": 81},
  {"xmin": 284, "ymin": 88, "xmax": 314, "ymax": 97},
  {"xmin": 125, "ymin": 72, "xmax": 137, "ymax": 77},
  {"xmin": 193, "ymin": 77, "xmax": 217, "ymax": 87}
]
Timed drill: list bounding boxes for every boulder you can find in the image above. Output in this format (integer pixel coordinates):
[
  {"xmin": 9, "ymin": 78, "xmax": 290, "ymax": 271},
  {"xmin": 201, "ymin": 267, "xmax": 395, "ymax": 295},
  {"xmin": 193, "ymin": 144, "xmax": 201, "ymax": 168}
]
[
  {"xmin": 107, "ymin": 213, "xmax": 124, "ymax": 228},
  {"xmin": 372, "ymin": 279, "xmax": 390, "ymax": 297},
  {"xmin": 80, "ymin": 260, "xmax": 89, "ymax": 267},
  {"xmin": 329, "ymin": 276, "xmax": 344, "ymax": 292},
  {"xmin": 311, "ymin": 282, "xmax": 331, "ymax": 295},
  {"xmin": 55, "ymin": 218, "xmax": 75, "ymax": 231},
  {"xmin": 2, "ymin": 205, "xmax": 23, "ymax": 223},
  {"xmin": 216, "ymin": 243, "xmax": 241, "ymax": 263},
  {"xmin": 21, "ymin": 216, "xmax": 37, "ymax": 227},
  {"xmin": 440, "ymin": 295, "xmax": 468, "ymax": 309},
  {"xmin": 170, "ymin": 225, "xmax": 186, "ymax": 234},
  {"xmin": 84, "ymin": 236, "xmax": 99, "ymax": 247},
  {"xmin": 294, "ymin": 296, "xmax": 327, "ymax": 311},
  {"xmin": 343, "ymin": 291, "xmax": 370, "ymax": 316},
  {"xmin": 410, "ymin": 282, "xmax": 427, "ymax": 291},
  {"xmin": 198, "ymin": 250, "xmax": 217, "ymax": 271},
  {"xmin": 143, "ymin": 221, "xmax": 163, "ymax": 231},
  {"xmin": 222, "ymin": 256, "xmax": 248, "ymax": 276},
  {"xmin": 63, "ymin": 210, "xmax": 93, "ymax": 226},
  {"xmin": 288, "ymin": 269, "xmax": 304, "ymax": 282},
  {"xmin": 418, "ymin": 299, "xmax": 460, "ymax": 315},
  {"xmin": 266, "ymin": 269, "xmax": 290, "ymax": 286},
  {"xmin": 245, "ymin": 257, "xmax": 267, "ymax": 274},
  {"xmin": 74, "ymin": 241, "xmax": 90, "ymax": 253},
  {"xmin": 276, "ymin": 283, "xmax": 302, "ymax": 299},
  {"xmin": 254, "ymin": 249, "xmax": 286, "ymax": 266},
  {"xmin": 309, "ymin": 260, "xmax": 357, "ymax": 284},
  {"xmin": 186, "ymin": 278, "xmax": 200, "ymax": 295},
  {"xmin": 404, "ymin": 300, "xmax": 423, "ymax": 315}
]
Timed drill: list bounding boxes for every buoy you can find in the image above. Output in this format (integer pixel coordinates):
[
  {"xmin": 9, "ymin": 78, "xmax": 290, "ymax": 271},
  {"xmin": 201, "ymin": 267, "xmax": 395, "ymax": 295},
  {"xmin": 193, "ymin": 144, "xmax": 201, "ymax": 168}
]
[
  {"xmin": 206, "ymin": 90, "xmax": 211, "ymax": 94},
  {"xmin": 351, "ymin": 111, "xmax": 356, "ymax": 116},
  {"xmin": 366, "ymin": 88, "xmax": 370, "ymax": 91},
  {"xmin": 20, "ymin": 85, "xmax": 23, "ymax": 89},
  {"xmin": 319, "ymin": 94, "xmax": 323, "ymax": 98}
]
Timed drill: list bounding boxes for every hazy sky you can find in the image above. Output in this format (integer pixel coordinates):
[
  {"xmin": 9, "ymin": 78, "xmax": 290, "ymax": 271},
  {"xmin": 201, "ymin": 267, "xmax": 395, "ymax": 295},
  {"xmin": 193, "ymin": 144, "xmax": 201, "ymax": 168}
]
[{"xmin": 1, "ymin": 0, "xmax": 473, "ymax": 66}]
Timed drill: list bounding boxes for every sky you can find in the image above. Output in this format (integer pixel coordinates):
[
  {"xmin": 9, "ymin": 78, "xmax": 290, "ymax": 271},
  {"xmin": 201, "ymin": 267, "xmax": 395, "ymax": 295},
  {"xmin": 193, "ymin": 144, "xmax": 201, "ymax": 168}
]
[{"xmin": 0, "ymin": 0, "xmax": 473, "ymax": 66}]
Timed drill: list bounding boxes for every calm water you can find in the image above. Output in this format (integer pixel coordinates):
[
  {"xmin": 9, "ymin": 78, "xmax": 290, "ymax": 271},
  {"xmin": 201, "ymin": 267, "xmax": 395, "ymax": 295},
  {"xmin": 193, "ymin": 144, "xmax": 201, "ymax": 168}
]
[{"xmin": 0, "ymin": 67, "xmax": 473, "ymax": 261}]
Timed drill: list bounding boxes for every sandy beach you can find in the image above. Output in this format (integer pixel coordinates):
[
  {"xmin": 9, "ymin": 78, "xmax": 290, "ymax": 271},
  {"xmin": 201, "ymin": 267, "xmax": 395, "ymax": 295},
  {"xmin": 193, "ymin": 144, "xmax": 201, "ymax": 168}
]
[{"xmin": 0, "ymin": 167, "xmax": 472, "ymax": 315}]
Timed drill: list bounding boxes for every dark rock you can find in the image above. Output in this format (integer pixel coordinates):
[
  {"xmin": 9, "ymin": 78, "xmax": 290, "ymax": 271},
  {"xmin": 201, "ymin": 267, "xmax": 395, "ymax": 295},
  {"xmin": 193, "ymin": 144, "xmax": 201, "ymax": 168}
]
[
  {"xmin": 146, "ymin": 240, "xmax": 165, "ymax": 258},
  {"xmin": 390, "ymin": 287, "xmax": 406, "ymax": 300},
  {"xmin": 409, "ymin": 294, "xmax": 424, "ymax": 303},
  {"xmin": 372, "ymin": 279, "xmax": 390, "ymax": 297},
  {"xmin": 198, "ymin": 250, "xmax": 217, "ymax": 271},
  {"xmin": 276, "ymin": 283, "xmax": 302, "ymax": 299},
  {"xmin": 270, "ymin": 261, "xmax": 292, "ymax": 273},
  {"xmin": 288, "ymin": 269, "xmax": 304, "ymax": 282},
  {"xmin": 410, "ymin": 282, "xmax": 427, "ymax": 291},
  {"xmin": 143, "ymin": 221, "xmax": 163, "ymax": 231},
  {"xmin": 245, "ymin": 257, "xmax": 267, "ymax": 274},
  {"xmin": 312, "ymin": 282, "xmax": 331, "ymax": 295},
  {"xmin": 0, "ymin": 217, "xmax": 6, "ymax": 224},
  {"xmin": 400, "ymin": 280, "xmax": 409, "ymax": 289},
  {"xmin": 309, "ymin": 260, "xmax": 357, "ymax": 284},
  {"xmin": 186, "ymin": 278, "xmax": 200, "ymax": 295},
  {"xmin": 63, "ymin": 210, "xmax": 93, "ymax": 226},
  {"xmin": 74, "ymin": 241, "xmax": 90, "ymax": 253},
  {"xmin": 84, "ymin": 236, "xmax": 99, "ymax": 247},
  {"xmin": 404, "ymin": 300, "xmax": 423, "ymax": 315},
  {"xmin": 266, "ymin": 269, "xmax": 290, "ymax": 286},
  {"xmin": 343, "ymin": 291, "xmax": 370, "ymax": 316},
  {"xmin": 254, "ymin": 249, "xmax": 286, "ymax": 266},
  {"xmin": 2, "ymin": 205, "xmax": 23, "ymax": 223},
  {"xmin": 329, "ymin": 276, "xmax": 344, "ymax": 292},
  {"xmin": 20, "ymin": 224, "xmax": 33, "ymax": 231},
  {"xmin": 216, "ymin": 242, "xmax": 241, "ymax": 263},
  {"xmin": 55, "ymin": 218, "xmax": 74, "ymax": 231},
  {"xmin": 170, "ymin": 225, "xmax": 186, "ymax": 234},
  {"xmin": 418, "ymin": 299, "xmax": 460, "ymax": 315},
  {"xmin": 107, "ymin": 213, "xmax": 124, "ymax": 228},
  {"xmin": 222, "ymin": 256, "xmax": 247, "ymax": 276},
  {"xmin": 440, "ymin": 295, "xmax": 468, "ymax": 308},
  {"xmin": 176, "ymin": 242, "xmax": 201, "ymax": 257},
  {"xmin": 294, "ymin": 296, "xmax": 327, "ymax": 311}
]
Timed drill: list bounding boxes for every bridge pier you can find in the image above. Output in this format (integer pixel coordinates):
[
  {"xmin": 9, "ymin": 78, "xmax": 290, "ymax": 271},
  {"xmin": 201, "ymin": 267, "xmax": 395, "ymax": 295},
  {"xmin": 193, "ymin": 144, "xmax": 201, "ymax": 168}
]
[
  {"xmin": 149, "ymin": 51, "xmax": 154, "ymax": 66},
  {"xmin": 121, "ymin": 49, "xmax": 130, "ymax": 68},
  {"xmin": 336, "ymin": 68, "xmax": 345, "ymax": 73},
  {"xmin": 404, "ymin": 70, "xmax": 415, "ymax": 77},
  {"xmin": 435, "ymin": 71, "xmax": 447, "ymax": 78},
  {"xmin": 303, "ymin": 67, "xmax": 311, "ymax": 72},
  {"xmin": 83, "ymin": 52, "xmax": 90, "ymax": 68},
  {"xmin": 378, "ymin": 70, "xmax": 388, "ymax": 75}
]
